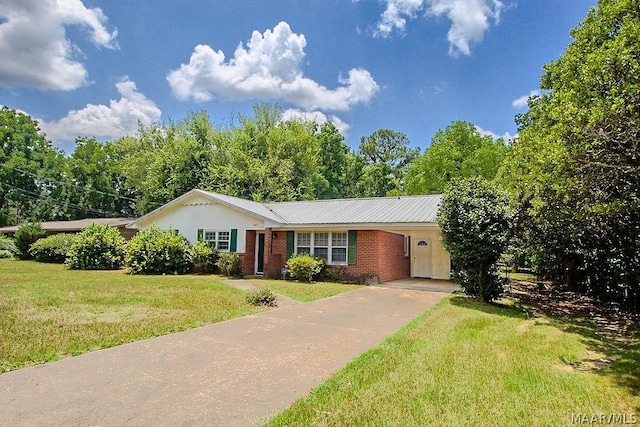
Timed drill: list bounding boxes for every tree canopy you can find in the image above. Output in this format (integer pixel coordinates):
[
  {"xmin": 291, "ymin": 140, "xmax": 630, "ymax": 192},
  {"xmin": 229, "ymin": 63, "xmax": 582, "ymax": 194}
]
[
  {"xmin": 406, "ymin": 121, "xmax": 509, "ymax": 195},
  {"xmin": 500, "ymin": 0, "xmax": 640, "ymax": 311}
]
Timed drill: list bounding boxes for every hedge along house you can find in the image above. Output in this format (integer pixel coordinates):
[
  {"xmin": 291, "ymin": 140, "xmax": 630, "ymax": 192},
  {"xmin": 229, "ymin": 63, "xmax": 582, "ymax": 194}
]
[{"xmin": 126, "ymin": 189, "xmax": 451, "ymax": 283}]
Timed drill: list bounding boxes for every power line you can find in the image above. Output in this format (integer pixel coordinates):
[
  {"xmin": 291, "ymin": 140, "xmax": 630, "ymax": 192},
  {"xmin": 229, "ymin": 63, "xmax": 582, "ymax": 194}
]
[
  {"xmin": 4, "ymin": 184, "xmax": 116, "ymax": 217},
  {"xmin": 0, "ymin": 162, "xmax": 163, "ymax": 207}
]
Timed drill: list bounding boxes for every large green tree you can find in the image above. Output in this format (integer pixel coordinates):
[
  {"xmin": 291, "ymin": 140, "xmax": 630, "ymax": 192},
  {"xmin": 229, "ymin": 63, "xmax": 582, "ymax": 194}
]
[
  {"xmin": 0, "ymin": 107, "xmax": 65, "ymax": 225},
  {"xmin": 406, "ymin": 121, "xmax": 509, "ymax": 195},
  {"xmin": 358, "ymin": 129, "xmax": 419, "ymax": 195},
  {"xmin": 501, "ymin": 0, "xmax": 640, "ymax": 310}
]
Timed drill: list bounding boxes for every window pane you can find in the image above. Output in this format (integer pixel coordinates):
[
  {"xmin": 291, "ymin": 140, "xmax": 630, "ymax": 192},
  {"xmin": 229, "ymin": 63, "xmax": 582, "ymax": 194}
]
[
  {"xmin": 314, "ymin": 232, "xmax": 328, "ymax": 246},
  {"xmin": 204, "ymin": 231, "xmax": 216, "ymax": 241},
  {"xmin": 332, "ymin": 248, "xmax": 347, "ymax": 263},
  {"xmin": 315, "ymin": 247, "xmax": 328, "ymax": 260},
  {"xmin": 297, "ymin": 232, "xmax": 311, "ymax": 246},
  {"xmin": 218, "ymin": 231, "xmax": 230, "ymax": 241},
  {"xmin": 298, "ymin": 246, "xmax": 311, "ymax": 255},
  {"xmin": 218, "ymin": 241, "xmax": 229, "ymax": 251},
  {"xmin": 332, "ymin": 232, "xmax": 347, "ymax": 246}
]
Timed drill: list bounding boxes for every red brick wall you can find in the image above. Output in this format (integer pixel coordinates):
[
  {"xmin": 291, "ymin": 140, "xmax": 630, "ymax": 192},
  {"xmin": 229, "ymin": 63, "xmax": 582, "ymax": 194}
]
[
  {"xmin": 375, "ymin": 231, "xmax": 411, "ymax": 283},
  {"xmin": 242, "ymin": 230, "xmax": 257, "ymax": 276},
  {"xmin": 261, "ymin": 229, "xmax": 410, "ymax": 283}
]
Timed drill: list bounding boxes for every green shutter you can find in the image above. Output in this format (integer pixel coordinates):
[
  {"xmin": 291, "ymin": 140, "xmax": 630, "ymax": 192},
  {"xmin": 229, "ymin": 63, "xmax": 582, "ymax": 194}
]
[
  {"xmin": 230, "ymin": 229, "xmax": 238, "ymax": 252},
  {"xmin": 286, "ymin": 231, "xmax": 295, "ymax": 260},
  {"xmin": 348, "ymin": 230, "xmax": 357, "ymax": 265},
  {"xmin": 197, "ymin": 229, "xmax": 203, "ymax": 241}
]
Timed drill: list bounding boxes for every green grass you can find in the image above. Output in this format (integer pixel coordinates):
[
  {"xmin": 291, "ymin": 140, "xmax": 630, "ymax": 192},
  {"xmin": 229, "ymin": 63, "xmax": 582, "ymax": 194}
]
[
  {"xmin": 0, "ymin": 259, "xmax": 261, "ymax": 372},
  {"xmin": 248, "ymin": 279, "xmax": 362, "ymax": 302},
  {"xmin": 268, "ymin": 296, "xmax": 640, "ymax": 426}
]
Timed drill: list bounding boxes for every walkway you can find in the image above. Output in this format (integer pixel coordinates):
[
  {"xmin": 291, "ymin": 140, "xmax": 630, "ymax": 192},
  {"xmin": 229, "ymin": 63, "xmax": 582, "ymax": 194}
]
[{"xmin": 0, "ymin": 285, "xmax": 452, "ymax": 426}]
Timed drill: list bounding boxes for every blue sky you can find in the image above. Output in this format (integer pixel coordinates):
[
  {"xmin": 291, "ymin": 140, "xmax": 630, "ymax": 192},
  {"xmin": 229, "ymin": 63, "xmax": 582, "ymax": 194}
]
[{"xmin": 0, "ymin": 0, "xmax": 597, "ymax": 154}]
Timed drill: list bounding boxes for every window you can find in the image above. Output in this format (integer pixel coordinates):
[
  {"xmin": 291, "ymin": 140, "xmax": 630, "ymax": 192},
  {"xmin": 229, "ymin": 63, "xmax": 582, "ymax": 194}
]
[
  {"xmin": 204, "ymin": 230, "xmax": 231, "ymax": 251},
  {"xmin": 295, "ymin": 231, "xmax": 348, "ymax": 265}
]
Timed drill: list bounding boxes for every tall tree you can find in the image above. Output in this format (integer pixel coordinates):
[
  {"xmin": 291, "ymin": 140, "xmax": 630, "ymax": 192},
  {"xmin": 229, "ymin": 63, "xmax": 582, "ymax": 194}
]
[
  {"xmin": 317, "ymin": 122, "xmax": 349, "ymax": 199},
  {"xmin": 501, "ymin": 0, "xmax": 640, "ymax": 310},
  {"xmin": 405, "ymin": 121, "xmax": 509, "ymax": 195},
  {"xmin": 358, "ymin": 129, "xmax": 419, "ymax": 194},
  {"xmin": 0, "ymin": 107, "xmax": 65, "ymax": 225}
]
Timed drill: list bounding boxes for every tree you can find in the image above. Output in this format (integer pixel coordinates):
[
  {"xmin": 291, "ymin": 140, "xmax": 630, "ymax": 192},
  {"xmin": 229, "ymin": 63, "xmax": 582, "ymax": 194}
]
[
  {"xmin": 0, "ymin": 107, "xmax": 65, "ymax": 225},
  {"xmin": 437, "ymin": 177, "xmax": 512, "ymax": 302},
  {"xmin": 317, "ymin": 122, "xmax": 349, "ymax": 199},
  {"xmin": 65, "ymin": 137, "xmax": 135, "ymax": 219},
  {"xmin": 500, "ymin": 0, "xmax": 640, "ymax": 310},
  {"xmin": 358, "ymin": 129, "xmax": 419, "ymax": 194},
  {"xmin": 406, "ymin": 121, "xmax": 509, "ymax": 195}
]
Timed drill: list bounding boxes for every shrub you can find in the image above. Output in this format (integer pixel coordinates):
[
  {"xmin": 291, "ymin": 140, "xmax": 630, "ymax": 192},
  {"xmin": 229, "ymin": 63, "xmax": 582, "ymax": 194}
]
[
  {"xmin": 0, "ymin": 235, "xmax": 18, "ymax": 258},
  {"xmin": 14, "ymin": 223, "xmax": 46, "ymax": 260},
  {"xmin": 246, "ymin": 288, "xmax": 277, "ymax": 307},
  {"xmin": 216, "ymin": 252, "xmax": 242, "ymax": 277},
  {"xmin": 0, "ymin": 249, "xmax": 13, "ymax": 259},
  {"xmin": 188, "ymin": 241, "xmax": 219, "ymax": 274},
  {"xmin": 286, "ymin": 254, "xmax": 326, "ymax": 282},
  {"xmin": 29, "ymin": 233, "xmax": 76, "ymax": 263},
  {"xmin": 437, "ymin": 177, "xmax": 512, "ymax": 302},
  {"xmin": 66, "ymin": 224, "xmax": 127, "ymax": 270},
  {"xmin": 125, "ymin": 226, "xmax": 190, "ymax": 275}
]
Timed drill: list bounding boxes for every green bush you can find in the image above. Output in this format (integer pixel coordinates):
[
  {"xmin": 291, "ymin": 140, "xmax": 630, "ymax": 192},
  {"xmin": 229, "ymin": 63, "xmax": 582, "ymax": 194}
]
[
  {"xmin": 246, "ymin": 288, "xmax": 277, "ymax": 307},
  {"xmin": 188, "ymin": 241, "xmax": 219, "ymax": 274},
  {"xmin": 216, "ymin": 252, "xmax": 242, "ymax": 277},
  {"xmin": 66, "ymin": 224, "xmax": 127, "ymax": 270},
  {"xmin": 286, "ymin": 254, "xmax": 326, "ymax": 282},
  {"xmin": 0, "ymin": 249, "xmax": 13, "ymax": 259},
  {"xmin": 0, "ymin": 235, "xmax": 18, "ymax": 258},
  {"xmin": 14, "ymin": 223, "xmax": 46, "ymax": 260},
  {"xmin": 125, "ymin": 226, "xmax": 190, "ymax": 275},
  {"xmin": 29, "ymin": 233, "xmax": 76, "ymax": 263}
]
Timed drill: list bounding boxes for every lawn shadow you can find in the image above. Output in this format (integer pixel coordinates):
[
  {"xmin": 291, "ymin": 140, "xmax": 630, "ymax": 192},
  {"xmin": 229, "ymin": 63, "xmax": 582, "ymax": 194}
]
[
  {"xmin": 449, "ymin": 294, "xmax": 529, "ymax": 320},
  {"xmin": 506, "ymin": 280, "xmax": 640, "ymax": 408}
]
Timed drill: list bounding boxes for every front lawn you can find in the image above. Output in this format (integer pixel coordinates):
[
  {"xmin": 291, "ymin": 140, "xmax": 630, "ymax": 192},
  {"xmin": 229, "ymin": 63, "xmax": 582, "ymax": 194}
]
[
  {"xmin": 249, "ymin": 279, "xmax": 362, "ymax": 302},
  {"xmin": 0, "ymin": 259, "xmax": 260, "ymax": 372},
  {"xmin": 268, "ymin": 296, "xmax": 640, "ymax": 426}
]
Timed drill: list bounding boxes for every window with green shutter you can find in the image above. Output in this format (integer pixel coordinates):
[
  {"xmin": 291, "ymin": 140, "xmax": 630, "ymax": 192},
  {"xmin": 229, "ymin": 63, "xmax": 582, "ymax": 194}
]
[{"xmin": 348, "ymin": 230, "xmax": 357, "ymax": 265}]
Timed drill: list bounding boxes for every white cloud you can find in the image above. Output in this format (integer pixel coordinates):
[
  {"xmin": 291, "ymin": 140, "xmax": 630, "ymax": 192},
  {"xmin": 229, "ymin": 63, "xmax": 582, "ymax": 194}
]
[
  {"xmin": 39, "ymin": 78, "xmax": 161, "ymax": 142},
  {"xmin": 512, "ymin": 89, "xmax": 541, "ymax": 109},
  {"xmin": 0, "ymin": 0, "xmax": 117, "ymax": 90},
  {"xmin": 374, "ymin": 0, "xmax": 503, "ymax": 56},
  {"xmin": 167, "ymin": 21, "xmax": 379, "ymax": 111},
  {"xmin": 476, "ymin": 125, "xmax": 515, "ymax": 142},
  {"xmin": 281, "ymin": 108, "xmax": 351, "ymax": 135}
]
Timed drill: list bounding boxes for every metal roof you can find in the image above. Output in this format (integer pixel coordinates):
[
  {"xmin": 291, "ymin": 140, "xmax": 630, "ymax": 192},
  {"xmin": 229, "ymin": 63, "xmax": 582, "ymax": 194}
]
[
  {"xmin": 197, "ymin": 190, "xmax": 286, "ymax": 223},
  {"xmin": 0, "ymin": 217, "xmax": 136, "ymax": 233},
  {"xmin": 266, "ymin": 195, "xmax": 442, "ymax": 225}
]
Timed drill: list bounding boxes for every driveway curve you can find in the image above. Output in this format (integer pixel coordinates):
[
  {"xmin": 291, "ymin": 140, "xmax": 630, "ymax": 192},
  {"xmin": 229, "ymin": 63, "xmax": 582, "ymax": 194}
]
[{"xmin": 0, "ymin": 286, "xmax": 451, "ymax": 426}]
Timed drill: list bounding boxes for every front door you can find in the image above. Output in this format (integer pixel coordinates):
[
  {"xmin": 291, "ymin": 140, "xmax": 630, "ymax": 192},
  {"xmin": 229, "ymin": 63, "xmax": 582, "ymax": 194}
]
[
  {"xmin": 256, "ymin": 233, "xmax": 265, "ymax": 274},
  {"xmin": 412, "ymin": 237, "xmax": 432, "ymax": 278}
]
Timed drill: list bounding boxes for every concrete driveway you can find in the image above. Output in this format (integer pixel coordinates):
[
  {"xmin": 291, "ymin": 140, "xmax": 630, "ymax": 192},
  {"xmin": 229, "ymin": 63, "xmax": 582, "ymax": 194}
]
[{"xmin": 0, "ymin": 285, "xmax": 453, "ymax": 426}]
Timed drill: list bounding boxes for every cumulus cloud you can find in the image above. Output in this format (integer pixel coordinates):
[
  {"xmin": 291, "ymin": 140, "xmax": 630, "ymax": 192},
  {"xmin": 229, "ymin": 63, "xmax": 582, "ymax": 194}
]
[
  {"xmin": 281, "ymin": 108, "xmax": 351, "ymax": 135},
  {"xmin": 476, "ymin": 125, "xmax": 515, "ymax": 142},
  {"xmin": 39, "ymin": 78, "xmax": 161, "ymax": 142},
  {"xmin": 167, "ymin": 21, "xmax": 379, "ymax": 111},
  {"xmin": 0, "ymin": 0, "xmax": 118, "ymax": 90},
  {"xmin": 374, "ymin": 0, "xmax": 503, "ymax": 56},
  {"xmin": 512, "ymin": 89, "xmax": 541, "ymax": 109}
]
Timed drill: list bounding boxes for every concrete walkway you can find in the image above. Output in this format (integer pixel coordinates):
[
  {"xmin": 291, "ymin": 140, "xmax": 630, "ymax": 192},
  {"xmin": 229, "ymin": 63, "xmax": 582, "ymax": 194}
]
[{"xmin": 0, "ymin": 286, "xmax": 452, "ymax": 426}]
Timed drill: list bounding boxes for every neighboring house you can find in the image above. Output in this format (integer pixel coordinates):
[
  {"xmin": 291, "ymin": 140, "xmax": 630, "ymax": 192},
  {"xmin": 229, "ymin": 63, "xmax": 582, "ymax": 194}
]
[
  {"xmin": 0, "ymin": 218, "xmax": 138, "ymax": 240},
  {"xmin": 126, "ymin": 189, "xmax": 451, "ymax": 283}
]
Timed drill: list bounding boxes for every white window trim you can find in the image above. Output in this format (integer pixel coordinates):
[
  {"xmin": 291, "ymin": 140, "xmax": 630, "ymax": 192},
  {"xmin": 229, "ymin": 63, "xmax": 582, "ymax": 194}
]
[
  {"xmin": 203, "ymin": 229, "xmax": 231, "ymax": 252},
  {"xmin": 295, "ymin": 231, "xmax": 348, "ymax": 266}
]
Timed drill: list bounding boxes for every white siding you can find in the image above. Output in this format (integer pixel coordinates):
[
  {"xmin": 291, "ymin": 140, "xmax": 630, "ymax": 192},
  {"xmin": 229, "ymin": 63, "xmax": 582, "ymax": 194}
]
[
  {"xmin": 409, "ymin": 229, "xmax": 451, "ymax": 280},
  {"xmin": 135, "ymin": 194, "xmax": 264, "ymax": 252}
]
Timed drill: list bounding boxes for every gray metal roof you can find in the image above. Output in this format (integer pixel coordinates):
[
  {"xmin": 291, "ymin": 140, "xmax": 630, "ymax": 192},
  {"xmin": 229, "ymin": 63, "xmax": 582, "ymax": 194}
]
[
  {"xmin": 197, "ymin": 190, "xmax": 286, "ymax": 223},
  {"xmin": 0, "ymin": 217, "xmax": 136, "ymax": 233},
  {"xmin": 266, "ymin": 195, "xmax": 442, "ymax": 225}
]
